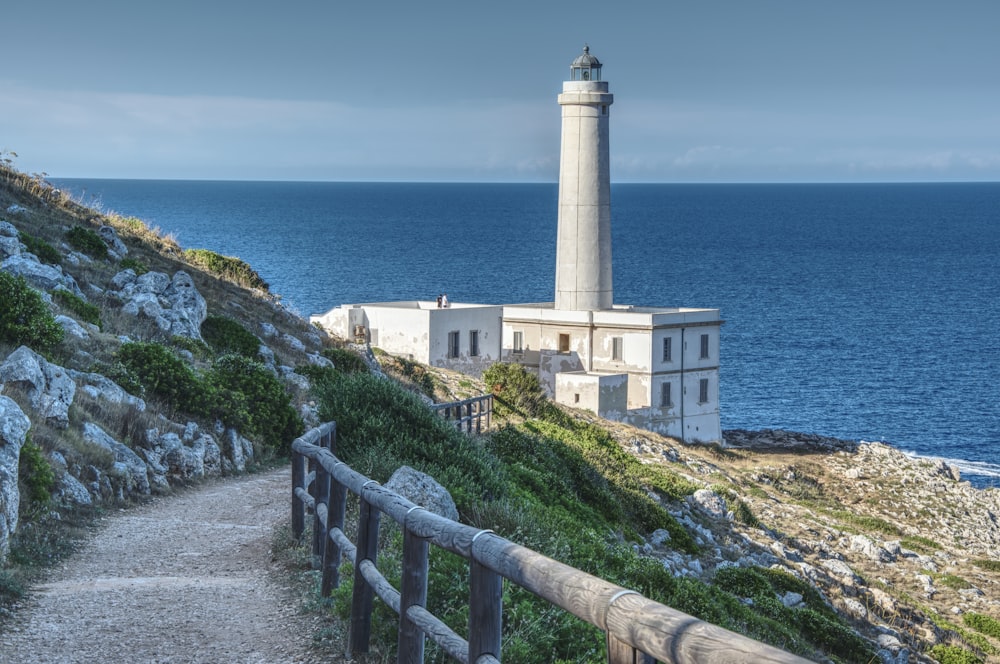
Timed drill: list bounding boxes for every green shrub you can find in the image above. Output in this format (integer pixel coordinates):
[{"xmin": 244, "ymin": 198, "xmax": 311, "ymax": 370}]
[
  {"xmin": 201, "ymin": 314, "xmax": 260, "ymax": 358},
  {"xmin": 18, "ymin": 436, "xmax": 56, "ymax": 506},
  {"xmin": 183, "ymin": 248, "xmax": 268, "ymax": 291},
  {"xmin": 320, "ymin": 346, "xmax": 368, "ymax": 374},
  {"xmin": 18, "ymin": 231, "xmax": 62, "ymax": 265},
  {"xmin": 0, "ymin": 272, "xmax": 64, "ymax": 351},
  {"xmin": 66, "ymin": 225, "xmax": 108, "ymax": 260},
  {"xmin": 115, "ymin": 342, "xmax": 207, "ymax": 414},
  {"xmin": 170, "ymin": 335, "xmax": 212, "ymax": 359},
  {"xmin": 483, "ymin": 362, "xmax": 549, "ymax": 418},
  {"xmin": 973, "ymin": 559, "xmax": 1000, "ymax": 572},
  {"xmin": 206, "ymin": 354, "xmax": 302, "ymax": 453},
  {"xmin": 964, "ymin": 612, "xmax": 1000, "ymax": 639},
  {"xmin": 119, "ymin": 257, "xmax": 149, "ymax": 275},
  {"xmin": 928, "ymin": 644, "xmax": 984, "ymax": 664},
  {"xmin": 51, "ymin": 289, "xmax": 101, "ymax": 329}
]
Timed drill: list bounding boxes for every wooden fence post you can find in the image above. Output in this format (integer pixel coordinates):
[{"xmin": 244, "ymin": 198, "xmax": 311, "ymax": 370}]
[
  {"xmin": 321, "ymin": 424, "xmax": 343, "ymax": 597},
  {"xmin": 350, "ymin": 484, "xmax": 381, "ymax": 654},
  {"xmin": 469, "ymin": 531, "xmax": 502, "ymax": 662},
  {"xmin": 397, "ymin": 509, "xmax": 430, "ymax": 664},
  {"xmin": 291, "ymin": 449, "xmax": 305, "ymax": 541},
  {"xmin": 312, "ymin": 444, "xmax": 331, "ymax": 571}
]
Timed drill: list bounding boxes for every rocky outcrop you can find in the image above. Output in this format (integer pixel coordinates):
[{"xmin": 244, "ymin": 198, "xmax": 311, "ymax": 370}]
[
  {"xmin": 66, "ymin": 369, "xmax": 146, "ymax": 412},
  {"xmin": 385, "ymin": 465, "xmax": 459, "ymax": 521},
  {"xmin": 111, "ymin": 269, "xmax": 207, "ymax": 340},
  {"xmin": 0, "ymin": 346, "xmax": 76, "ymax": 429},
  {"xmin": 724, "ymin": 428, "xmax": 858, "ymax": 452},
  {"xmin": 83, "ymin": 422, "xmax": 151, "ymax": 496},
  {"xmin": 0, "ymin": 396, "xmax": 31, "ymax": 560},
  {"xmin": 1, "ymin": 254, "xmax": 84, "ymax": 297}
]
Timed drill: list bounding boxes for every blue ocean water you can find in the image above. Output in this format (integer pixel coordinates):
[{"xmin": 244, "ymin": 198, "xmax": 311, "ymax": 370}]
[{"xmin": 54, "ymin": 179, "xmax": 1000, "ymax": 485}]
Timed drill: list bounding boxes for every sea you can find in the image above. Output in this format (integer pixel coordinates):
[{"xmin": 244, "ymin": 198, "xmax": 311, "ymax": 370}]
[{"xmin": 52, "ymin": 179, "xmax": 1000, "ymax": 488}]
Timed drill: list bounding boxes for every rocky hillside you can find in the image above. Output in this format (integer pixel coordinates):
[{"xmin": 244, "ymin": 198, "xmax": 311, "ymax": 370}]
[{"xmin": 0, "ymin": 166, "xmax": 332, "ymax": 563}]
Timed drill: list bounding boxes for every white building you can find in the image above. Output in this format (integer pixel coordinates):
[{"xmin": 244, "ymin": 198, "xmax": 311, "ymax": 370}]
[{"xmin": 312, "ymin": 47, "xmax": 722, "ymax": 443}]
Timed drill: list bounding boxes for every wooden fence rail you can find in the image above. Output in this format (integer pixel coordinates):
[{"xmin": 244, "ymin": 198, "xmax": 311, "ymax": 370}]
[
  {"xmin": 291, "ymin": 422, "xmax": 811, "ymax": 664},
  {"xmin": 429, "ymin": 394, "xmax": 492, "ymax": 434}
]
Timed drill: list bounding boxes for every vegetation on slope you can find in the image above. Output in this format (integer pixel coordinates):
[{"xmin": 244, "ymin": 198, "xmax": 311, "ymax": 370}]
[{"xmin": 310, "ymin": 365, "xmax": 872, "ymax": 662}]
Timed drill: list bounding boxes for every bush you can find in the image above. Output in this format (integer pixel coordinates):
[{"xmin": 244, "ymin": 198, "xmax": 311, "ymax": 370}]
[
  {"xmin": 928, "ymin": 644, "xmax": 984, "ymax": 664},
  {"xmin": 115, "ymin": 342, "xmax": 207, "ymax": 414},
  {"xmin": 183, "ymin": 248, "xmax": 268, "ymax": 291},
  {"xmin": 483, "ymin": 362, "xmax": 549, "ymax": 418},
  {"xmin": 201, "ymin": 315, "xmax": 260, "ymax": 358},
  {"xmin": 65, "ymin": 225, "xmax": 108, "ymax": 260},
  {"xmin": 0, "ymin": 272, "xmax": 64, "ymax": 351},
  {"xmin": 119, "ymin": 257, "xmax": 149, "ymax": 275},
  {"xmin": 320, "ymin": 346, "xmax": 368, "ymax": 374},
  {"xmin": 206, "ymin": 354, "xmax": 302, "ymax": 453},
  {"xmin": 18, "ymin": 437, "xmax": 55, "ymax": 506},
  {"xmin": 51, "ymin": 289, "xmax": 101, "ymax": 329},
  {"xmin": 964, "ymin": 612, "xmax": 1000, "ymax": 639},
  {"xmin": 18, "ymin": 231, "xmax": 62, "ymax": 265}
]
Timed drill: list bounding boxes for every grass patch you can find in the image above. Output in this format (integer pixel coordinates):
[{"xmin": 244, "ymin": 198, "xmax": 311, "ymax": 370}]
[
  {"xmin": 52, "ymin": 289, "xmax": 102, "ymax": 329},
  {"xmin": 184, "ymin": 248, "xmax": 268, "ymax": 291}
]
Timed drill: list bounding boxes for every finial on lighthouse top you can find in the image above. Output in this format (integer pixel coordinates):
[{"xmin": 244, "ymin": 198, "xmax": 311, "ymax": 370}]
[{"xmin": 570, "ymin": 44, "xmax": 602, "ymax": 81}]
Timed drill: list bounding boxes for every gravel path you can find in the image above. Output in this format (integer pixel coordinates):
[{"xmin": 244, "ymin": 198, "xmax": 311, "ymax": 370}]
[{"xmin": 0, "ymin": 467, "xmax": 331, "ymax": 663}]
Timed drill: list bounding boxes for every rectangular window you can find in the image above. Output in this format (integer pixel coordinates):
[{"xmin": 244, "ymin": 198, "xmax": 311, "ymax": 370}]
[
  {"xmin": 448, "ymin": 331, "xmax": 460, "ymax": 359},
  {"xmin": 558, "ymin": 333, "xmax": 570, "ymax": 353},
  {"xmin": 700, "ymin": 333, "xmax": 710, "ymax": 359},
  {"xmin": 662, "ymin": 337, "xmax": 672, "ymax": 362},
  {"xmin": 699, "ymin": 378, "xmax": 709, "ymax": 404},
  {"xmin": 611, "ymin": 336, "xmax": 623, "ymax": 362},
  {"xmin": 469, "ymin": 330, "xmax": 480, "ymax": 357},
  {"xmin": 660, "ymin": 382, "xmax": 672, "ymax": 408},
  {"xmin": 513, "ymin": 330, "xmax": 524, "ymax": 354}
]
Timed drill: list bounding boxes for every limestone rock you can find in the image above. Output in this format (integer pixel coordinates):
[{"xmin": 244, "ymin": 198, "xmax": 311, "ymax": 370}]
[
  {"xmin": 114, "ymin": 269, "xmax": 207, "ymax": 340},
  {"xmin": 1, "ymin": 254, "xmax": 83, "ymax": 297},
  {"xmin": 0, "ymin": 346, "xmax": 76, "ymax": 428},
  {"xmin": 688, "ymin": 488, "xmax": 728, "ymax": 519},
  {"xmin": 0, "ymin": 396, "xmax": 31, "ymax": 560},
  {"xmin": 67, "ymin": 369, "xmax": 146, "ymax": 412},
  {"xmin": 55, "ymin": 315, "xmax": 90, "ymax": 339},
  {"xmin": 98, "ymin": 226, "xmax": 128, "ymax": 256},
  {"xmin": 82, "ymin": 422, "xmax": 150, "ymax": 495},
  {"xmin": 384, "ymin": 466, "xmax": 459, "ymax": 522}
]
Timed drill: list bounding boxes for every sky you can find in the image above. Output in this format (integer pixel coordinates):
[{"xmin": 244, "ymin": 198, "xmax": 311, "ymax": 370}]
[{"xmin": 3, "ymin": 0, "xmax": 1000, "ymax": 183}]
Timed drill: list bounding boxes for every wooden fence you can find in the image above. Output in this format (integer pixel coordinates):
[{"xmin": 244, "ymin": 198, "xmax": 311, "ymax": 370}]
[
  {"xmin": 291, "ymin": 422, "xmax": 812, "ymax": 664},
  {"xmin": 429, "ymin": 394, "xmax": 493, "ymax": 434}
]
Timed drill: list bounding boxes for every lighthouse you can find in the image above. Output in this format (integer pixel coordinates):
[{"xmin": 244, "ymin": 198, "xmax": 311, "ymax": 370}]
[{"xmin": 555, "ymin": 45, "xmax": 614, "ymax": 311}]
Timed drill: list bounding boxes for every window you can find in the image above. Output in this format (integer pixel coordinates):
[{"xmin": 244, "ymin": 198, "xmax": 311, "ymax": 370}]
[
  {"xmin": 700, "ymin": 334, "xmax": 710, "ymax": 359},
  {"xmin": 611, "ymin": 336, "xmax": 623, "ymax": 362},
  {"xmin": 662, "ymin": 337, "xmax": 672, "ymax": 362},
  {"xmin": 469, "ymin": 330, "xmax": 480, "ymax": 357},
  {"xmin": 448, "ymin": 331, "xmax": 460, "ymax": 359},
  {"xmin": 513, "ymin": 330, "xmax": 524, "ymax": 354},
  {"xmin": 699, "ymin": 378, "xmax": 709, "ymax": 404},
  {"xmin": 558, "ymin": 333, "xmax": 570, "ymax": 353},
  {"xmin": 660, "ymin": 382, "xmax": 672, "ymax": 408}
]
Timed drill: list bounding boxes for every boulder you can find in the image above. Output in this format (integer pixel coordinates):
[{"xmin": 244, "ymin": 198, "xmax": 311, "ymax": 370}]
[
  {"xmin": 98, "ymin": 226, "xmax": 128, "ymax": 257},
  {"xmin": 385, "ymin": 466, "xmax": 459, "ymax": 522},
  {"xmin": 0, "ymin": 396, "xmax": 31, "ymax": 560},
  {"xmin": 688, "ymin": 488, "xmax": 729, "ymax": 519},
  {"xmin": 115, "ymin": 270, "xmax": 207, "ymax": 340},
  {"xmin": 0, "ymin": 234, "xmax": 20, "ymax": 259},
  {"xmin": 82, "ymin": 422, "xmax": 150, "ymax": 495},
  {"xmin": 1, "ymin": 254, "xmax": 83, "ymax": 297},
  {"xmin": 0, "ymin": 346, "xmax": 76, "ymax": 428},
  {"xmin": 67, "ymin": 369, "xmax": 146, "ymax": 412},
  {"xmin": 55, "ymin": 315, "xmax": 90, "ymax": 339}
]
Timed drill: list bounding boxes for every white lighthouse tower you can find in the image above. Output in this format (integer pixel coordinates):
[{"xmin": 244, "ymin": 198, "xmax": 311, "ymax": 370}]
[{"xmin": 555, "ymin": 45, "xmax": 614, "ymax": 311}]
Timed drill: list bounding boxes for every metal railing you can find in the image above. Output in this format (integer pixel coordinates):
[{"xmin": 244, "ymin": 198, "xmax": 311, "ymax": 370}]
[{"xmin": 290, "ymin": 422, "xmax": 811, "ymax": 664}]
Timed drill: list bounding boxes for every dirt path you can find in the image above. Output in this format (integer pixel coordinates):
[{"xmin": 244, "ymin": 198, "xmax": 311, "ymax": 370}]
[{"xmin": 0, "ymin": 467, "xmax": 332, "ymax": 664}]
